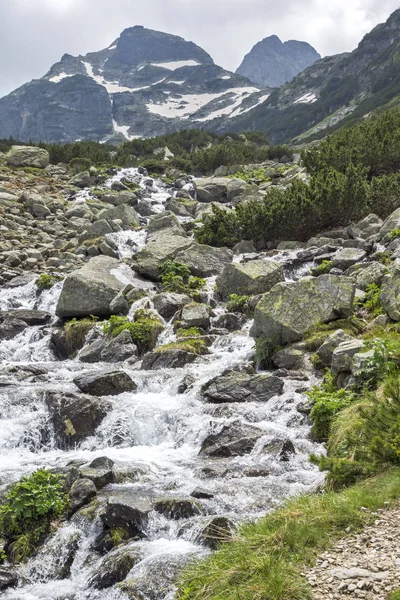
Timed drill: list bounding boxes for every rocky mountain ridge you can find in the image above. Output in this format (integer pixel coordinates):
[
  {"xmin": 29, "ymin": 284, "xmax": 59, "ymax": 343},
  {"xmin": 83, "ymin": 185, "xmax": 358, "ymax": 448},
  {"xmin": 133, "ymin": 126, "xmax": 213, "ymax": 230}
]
[
  {"xmin": 0, "ymin": 26, "xmax": 268, "ymax": 144},
  {"xmin": 222, "ymin": 8, "xmax": 400, "ymax": 143},
  {"xmin": 236, "ymin": 35, "xmax": 321, "ymax": 88}
]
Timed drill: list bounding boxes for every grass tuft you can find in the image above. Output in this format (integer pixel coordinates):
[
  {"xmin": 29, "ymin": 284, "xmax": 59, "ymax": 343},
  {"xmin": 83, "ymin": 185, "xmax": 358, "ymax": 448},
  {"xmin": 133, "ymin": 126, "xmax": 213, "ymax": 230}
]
[{"xmin": 177, "ymin": 469, "xmax": 400, "ymax": 600}]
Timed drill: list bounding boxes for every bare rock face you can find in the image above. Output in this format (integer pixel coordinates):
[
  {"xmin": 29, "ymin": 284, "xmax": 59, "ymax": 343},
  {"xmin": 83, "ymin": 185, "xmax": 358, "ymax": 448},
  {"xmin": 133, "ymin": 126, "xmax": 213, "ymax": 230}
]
[
  {"xmin": 56, "ymin": 256, "xmax": 135, "ymax": 318},
  {"xmin": 5, "ymin": 145, "xmax": 50, "ymax": 168},
  {"xmin": 236, "ymin": 35, "xmax": 320, "ymax": 88}
]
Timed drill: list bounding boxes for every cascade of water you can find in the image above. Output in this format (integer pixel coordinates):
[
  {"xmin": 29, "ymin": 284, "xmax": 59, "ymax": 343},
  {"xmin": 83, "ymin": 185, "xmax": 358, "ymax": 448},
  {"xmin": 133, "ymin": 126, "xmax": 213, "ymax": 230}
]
[{"xmin": 0, "ymin": 168, "xmax": 324, "ymax": 600}]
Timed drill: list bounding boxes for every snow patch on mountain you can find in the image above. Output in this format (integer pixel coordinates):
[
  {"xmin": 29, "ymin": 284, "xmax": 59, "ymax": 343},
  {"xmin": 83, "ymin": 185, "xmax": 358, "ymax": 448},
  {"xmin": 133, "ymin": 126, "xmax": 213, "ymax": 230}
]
[
  {"xmin": 294, "ymin": 92, "xmax": 317, "ymax": 104},
  {"xmin": 49, "ymin": 73, "xmax": 74, "ymax": 83},
  {"xmin": 151, "ymin": 60, "xmax": 200, "ymax": 70},
  {"xmin": 147, "ymin": 87, "xmax": 259, "ymax": 120}
]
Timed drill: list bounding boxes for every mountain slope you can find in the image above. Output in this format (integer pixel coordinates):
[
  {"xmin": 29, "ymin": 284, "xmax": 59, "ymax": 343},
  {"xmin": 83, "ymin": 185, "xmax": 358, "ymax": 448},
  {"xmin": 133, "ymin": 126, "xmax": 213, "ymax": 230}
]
[
  {"xmin": 0, "ymin": 26, "xmax": 268, "ymax": 143},
  {"xmin": 236, "ymin": 35, "xmax": 320, "ymax": 88},
  {"xmin": 221, "ymin": 8, "xmax": 400, "ymax": 143}
]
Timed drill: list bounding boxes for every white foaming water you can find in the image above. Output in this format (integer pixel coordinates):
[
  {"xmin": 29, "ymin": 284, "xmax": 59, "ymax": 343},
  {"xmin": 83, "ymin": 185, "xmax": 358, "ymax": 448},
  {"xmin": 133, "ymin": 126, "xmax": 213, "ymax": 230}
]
[{"xmin": 0, "ymin": 185, "xmax": 324, "ymax": 599}]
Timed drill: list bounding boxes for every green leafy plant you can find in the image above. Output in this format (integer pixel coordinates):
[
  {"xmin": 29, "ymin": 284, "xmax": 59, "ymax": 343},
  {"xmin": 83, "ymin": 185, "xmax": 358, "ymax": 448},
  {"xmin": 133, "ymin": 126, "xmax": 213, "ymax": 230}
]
[
  {"xmin": 227, "ymin": 294, "xmax": 249, "ymax": 313},
  {"xmin": 389, "ymin": 228, "xmax": 400, "ymax": 241},
  {"xmin": 356, "ymin": 283, "xmax": 383, "ymax": 316},
  {"xmin": 308, "ymin": 386, "xmax": 356, "ymax": 441},
  {"xmin": 176, "ymin": 327, "xmax": 201, "ymax": 338},
  {"xmin": 0, "ymin": 469, "xmax": 68, "ymax": 562},
  {"xmin": 103, "ymin": 310, "xmax": 164, "ymax": 355},
  {"xmin": 35, "ymin": 273, "xmax": 63, "ymax": 291},
  {"xmin": 353, "ymin": 339, "xmax": 394, "ymax": 390},
  {"xmin": 159, "ymin": 260, "xmax": 206, "ymax": 298},
  {"xmin": 311, "ymin": 260, "xmax": 333, "ymax": 276}
]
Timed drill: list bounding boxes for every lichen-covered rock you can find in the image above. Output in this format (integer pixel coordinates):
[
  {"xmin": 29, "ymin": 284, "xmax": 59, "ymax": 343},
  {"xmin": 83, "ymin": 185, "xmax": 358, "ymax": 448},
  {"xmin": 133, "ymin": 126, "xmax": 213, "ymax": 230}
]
[
  {"xmin": 331, "ymin": 340, "xmax": 365, "ymax": 375},
  {"xmin": 251, "ymin": 275, "xmax": 355, "ymax": 345},
  {"xmin": 180, "ymin": 302, "xmax": 211, "ymax": 329},
  {"xmin": 380, "ymin": 265, "xmax": 400, "ymax": 321},
  {"xmin": 56, "ymin": 256, "xmax": 135, "ymax": 318},
  {"xmin": 316, "ymin": 329, "xmax": 353, "ymax": 367},
  {"xmin": 194, "ymin": 177, "xmax": 253, "ymax": 203},
  {"xmin": 153, "ymin": 292, "xmax": 192, "ymax": 320},
  {"xmin": 201, "ymin": 371, "xmax": 283, "ymax": 403},
  {"xmin": 5, "ymin": 145, "xmax": 50, "ymax": 168},
  {"xmin": 346, "ymin": 262, "xmax": 387, "ymax": 291},
  {"xmin": 133, "ymin": 214, "xmax": 192, "ymax": 279},
  {"xmin": 332, "ymin": 248, "xmax": 367, "ymax": 270},
  {"xmin": 216, "ymin": 260, "xmax": 284, "ymax": 299},
  {"xmin": 175, "ymin": 242, "xmax": 233, "ymax": 277},
  {"xmin": 45, "ymin": 391, "xmax": 112, "ymax": 449},
  {"xmin": 379, "ymin": 207, "xmax": 400, "ymax": 240},
  {"xmin": 272, "ymin": 344, "xmax": 305, "ymax": 370}
]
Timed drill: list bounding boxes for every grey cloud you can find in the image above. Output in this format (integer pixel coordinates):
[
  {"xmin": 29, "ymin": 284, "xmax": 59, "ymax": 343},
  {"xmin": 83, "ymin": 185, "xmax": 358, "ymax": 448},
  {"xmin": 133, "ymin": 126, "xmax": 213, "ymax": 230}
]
[{"xmin": 0, "ymin": 0, "xmax": 398, "ymax": 98}]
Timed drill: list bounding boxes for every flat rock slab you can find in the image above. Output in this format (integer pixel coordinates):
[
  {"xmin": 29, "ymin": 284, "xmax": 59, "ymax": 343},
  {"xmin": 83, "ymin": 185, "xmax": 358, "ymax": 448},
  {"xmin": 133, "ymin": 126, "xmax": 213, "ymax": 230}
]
[
  {"xmin": 201, "ymin": 372, "xmax": 283, "ymax": 403},
  {"xmin": 73, "ymin": 370, "xmax": 137, "ymax": 396}
]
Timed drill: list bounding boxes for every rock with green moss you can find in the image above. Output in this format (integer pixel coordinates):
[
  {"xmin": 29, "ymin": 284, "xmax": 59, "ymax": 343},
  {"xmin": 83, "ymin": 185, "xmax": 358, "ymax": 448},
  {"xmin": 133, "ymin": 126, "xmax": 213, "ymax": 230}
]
[
  {"xmin": 133, "ymin": 215, "xmax": 192, "ymax": 280},
  {"xmin": 180, "ymin": 303, "xmax": 211, "ymax": 329},
  {"xmin": 90, "ymin": 545, "xmax": 142, "ymax": 590},
  {"xmin": 100, "ymin": 492, "xmax": 152, "ymax": 538},
  {"xmin": 216, "ymin": 260, "xmax": 284, "ymax": 299},
  {"xmin": 316, "ymin": 329, "xmax": 353, "ymax": 367},
  {"xmin": 346, "ymin": 261, "xmax": 387, "ymax": 291},
  {"xmin": 332, "ymin": 248, "xmax": 367, "ymax": 270},
  {"xmin": 379, "ymin": 207, "xmax": 400, "ymax": 240},
  {"xmin": 44, "ymin": 391, "xmax": 112, "ymax": 449},
  {"xmin": 56, "ymin": 256, "xmax": 136, "ymax": 318},
  {"xmin": 251, "ymin": 275, "xmax": 356, "ymax": 345},
  {"xmin": 380, "ymin": 265, "xmax": 400, "ymax": 321},
  {"xmin": 5, "ymin": 145, "xmax": 49, "ymax": 168}
]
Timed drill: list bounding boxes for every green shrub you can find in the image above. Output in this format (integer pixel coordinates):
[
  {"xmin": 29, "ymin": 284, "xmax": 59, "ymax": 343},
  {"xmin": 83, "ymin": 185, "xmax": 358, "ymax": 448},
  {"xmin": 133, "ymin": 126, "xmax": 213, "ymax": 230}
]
[
  {"xmin": 63, "ymin": 316, "xmax": 97, "ymax": 356},
  {"xmin": 312, "ymin": 372, "xmax": 400, "ymax": 488},
  {"xmin": 227, "ymin": 294, "xmax": 249, "ymax": 313},
  {"xmin": 159, "ymin": 260, "xmax": 206, "ymax": 298},
  {"xmin": 0, "ymin": 469, "xmax": 68, "ymax": 562},
  {"xmin": 374, "ymin": 251, "xmax": 393, "ymax": 266},
  {"xmin": 308, "ymin": 386, "xmax": 356, "ymax": 441},
  {"xmin": 353, "ymin": 339, "xmax": 394, "ymax": 390},
  {"xmin": 36, "ymin": 273, "xmax": 63, "ymax": 291},
  {"xmin": 69, "ymin": 157, "xmax": 92, "ymax": 174},
  {"xmin": 176, "ymin": 327, "xmax": 201, "ymax": 338},
  {"xmin": 356, "ymin": 283, "xmax": 383, "ymax": 316},
  {"xmin": 155, "ymin": 339, "xmax": 206, "ymax": 355},
  {"xmin": 389, "ymin": 228, "xmax": 400, "ymax": 241},
  {"xmin": 311, "ymin": 260, "xmax": 333, "ymax": 276},
  {"xmin": 103, "ymin": 311, "xmax": 163, "ymax": 355},
  {"xmin": 391, "ymin": 590, "xmax": 400, "ymax": 600}
]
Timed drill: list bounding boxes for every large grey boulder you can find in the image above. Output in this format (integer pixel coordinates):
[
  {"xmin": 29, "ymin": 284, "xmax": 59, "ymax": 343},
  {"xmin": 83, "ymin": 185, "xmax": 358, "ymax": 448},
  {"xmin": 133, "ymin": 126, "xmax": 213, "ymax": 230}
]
[
  {"xmin": 153, "ymin": 292, "xmax": 192, "ymax": 320},
  {"xmin": 56, "ymin": 256, "xmax": 135, "ymax": 318},
  {"xmin": 5, "ymin": 145, "xmax": 50, "ymax": 168},
  {"xmin": 79, "ymin": 330, "xmax": 138, "ymax": 363},
  {"xmin": 180, "ymin": 303, "xmax": 211, "ymax": 329},
  {"xmin": 332, "ymin": 248, "xmax": 367, "ymax": 270},
  {"xmin": 142, "ymin": 349, "xmax": 197, "ymax": 370},
  {"xmin": 73, "ymin": 370, "xmax": 137, "ymax": 396},
  {"xmin": 331, "ymin": 340, "xmax": 365, "ymax": 375},
  {"xmin": 133, "ymin": 214, "xmax": 192, "ymax": 279},
  {"xmin": 194, "ymin": 177, "xmax": 253, "ymax": 203},
  {"xmin": 100, "ymin": 492, "xmax": 152, "ymax": 538},
  {"xmin": 175, "ymin": 242, "xmax": 233, "ymax": 277},
  {"xmin": 69, "ymin": 171, "xmax": 90, "ymax": 188},
  {"xmin": 199, "ymin": 421, "xmax": 264, "ymax": 458},
  {"xmin": 379, "ymin": 207, "xmax": 400, "ymax": 240},
  {"xmin": 201, "ymin": 371, "xmax": 283, "ymax": 403},
  {"xmin": 69, "ymin": 478, "xmax": 97, "ymax": 512},
  {"xmin": 97, "ymin": 204, "xmax": 140, "ymax": 229},
  {"xmin": 251, "ymin": 275, "xmax": 355, "ymax": 345},
  {"xmin": 356, "ymin": 214, "xmax": 383, "ymax": 239},
  {"xmin": 380, "ymin": 265, "xmax": 400, "ymax": 321},
  {"xmin": 316, "ymin": 330, "xmax": 353, "ymax": 367},
  {"xmin": 216, "ymin": 260, "xmax": 284, "ymax": 299},
  {"xmin": 44, "ymin": 391, "xmax": 111, "ymax": 449},
  {"xmin": 346, "ymin": 262, "xmax": 387, "ymax": 291}
]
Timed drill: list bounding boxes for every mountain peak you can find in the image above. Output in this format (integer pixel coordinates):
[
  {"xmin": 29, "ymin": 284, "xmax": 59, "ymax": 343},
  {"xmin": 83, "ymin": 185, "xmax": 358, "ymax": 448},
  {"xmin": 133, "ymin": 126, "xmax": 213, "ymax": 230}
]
[
  {"xmin": 236, "ymin": 35, "xmax": 321, "ymax": 88},
  {"xmin": 108, "ymin": 26, "xmax": 214, "ymax": 68}
]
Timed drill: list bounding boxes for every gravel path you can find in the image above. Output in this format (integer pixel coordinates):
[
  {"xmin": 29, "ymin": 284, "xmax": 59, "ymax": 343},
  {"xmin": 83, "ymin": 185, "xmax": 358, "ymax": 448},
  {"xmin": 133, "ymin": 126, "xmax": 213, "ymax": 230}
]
[{"xmin": 304, "ymin": 503, "xmax": 400, "ymax": 599}]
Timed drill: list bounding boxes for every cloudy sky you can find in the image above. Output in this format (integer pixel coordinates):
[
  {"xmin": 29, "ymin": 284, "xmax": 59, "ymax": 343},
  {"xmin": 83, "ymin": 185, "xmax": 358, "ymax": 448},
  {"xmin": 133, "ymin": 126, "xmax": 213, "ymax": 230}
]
[{"xmin": 0, "ymin": 0, "xmax": 398, "ymax": 98}]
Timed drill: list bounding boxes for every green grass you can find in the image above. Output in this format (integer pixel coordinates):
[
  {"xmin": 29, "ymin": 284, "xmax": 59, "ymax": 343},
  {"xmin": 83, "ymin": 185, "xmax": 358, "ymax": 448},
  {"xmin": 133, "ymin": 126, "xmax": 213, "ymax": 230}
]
[
  {"xmin": 177, "ymin": 468, "xmax": 400, "ymax": 600},
  {"xmin": 391, "ymin": 590, "xmax": 400, "ymax": 600}
]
